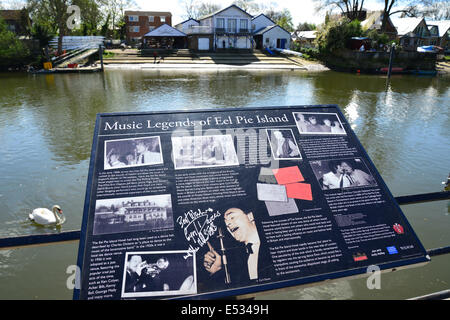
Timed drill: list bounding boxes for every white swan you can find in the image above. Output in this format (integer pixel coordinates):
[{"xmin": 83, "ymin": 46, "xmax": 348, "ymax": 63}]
[{"xmin": 29, "ymin": 205, "xmax": 65, "ymax": 226}]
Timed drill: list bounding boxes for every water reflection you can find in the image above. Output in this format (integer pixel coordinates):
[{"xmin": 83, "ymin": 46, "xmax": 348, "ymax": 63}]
[{"xmin": 0, "ymin": 70, "xmax": 449, "ymax": 299}]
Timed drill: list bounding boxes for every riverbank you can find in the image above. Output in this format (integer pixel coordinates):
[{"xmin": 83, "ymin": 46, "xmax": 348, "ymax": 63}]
[
  {"xmin": 436, "ymin": 60, "xmax": 450, "ymax": 75},
  {"xmin": 99, "ymin": 49, "xmax": 324, "ymax": 71}
]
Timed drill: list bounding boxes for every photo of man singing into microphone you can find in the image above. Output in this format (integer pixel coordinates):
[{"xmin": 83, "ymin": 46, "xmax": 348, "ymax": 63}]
[{"xmin": 199, "ymin": 207, "xmax": 275, "ymax": 290}]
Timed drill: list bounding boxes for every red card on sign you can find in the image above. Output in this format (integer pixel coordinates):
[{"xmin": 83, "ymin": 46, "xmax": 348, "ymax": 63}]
[
  {"xmin": 272, "ymin": 166, "xmax": 304, "ymax": 185},
  {"xmin": 285, "ymin": 183, "xmax": 313, "ymax": 201}
]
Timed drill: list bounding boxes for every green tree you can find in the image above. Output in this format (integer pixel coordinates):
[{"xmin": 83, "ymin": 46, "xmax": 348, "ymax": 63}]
[
  {"xmin": 31, "ymin": 23, "xmax": 54, "ymax": 47},
  {"xmin": 313, "ymin": 0, "xmax": 366, "ymax": 21},
  {"xmin": 99, "ymin": 0, "xmax": 137, "ymax": 35},
  {"xmin": 233, "ymin": 0, "xmax": 261, "ymax": 15},
  {"xmin": 315, "ymin": 18, "xmax": 363, "ymax": 53},
  {"xmin": 377, "ymin": 0, "xmax": 436, "ymax": 32},
  {"xmin": 0, "ymin": 16, "xmax": 30, "ymax": 67},
  {"xmin": 265, "ymin": 8, "xmax": 294, "ymax": 32},
  {"xmin": 296, "ymin": 22, "xmax": 316, "ymax": 31},
  {"xmin": 197, "ymin": 2, "xmax": 221, "ymax": 18},
  {"xmin": 73, "ymin": 0, "xmax": 102, "ymax": 35},
  {"xmin": 27, "ymin": 0, "xmax": 72, "ymax": 54}
]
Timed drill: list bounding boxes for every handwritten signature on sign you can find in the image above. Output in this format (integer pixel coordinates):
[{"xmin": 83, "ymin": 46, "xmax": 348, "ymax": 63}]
[{"xmin": 176, "ymin": 208, "xmax": 221, "ymax": 258}]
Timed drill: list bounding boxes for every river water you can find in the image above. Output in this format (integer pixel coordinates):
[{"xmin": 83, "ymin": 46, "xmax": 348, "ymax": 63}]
[{"xmin": 0, "ymin": 69, "xmax": 448, "ymax": 299}]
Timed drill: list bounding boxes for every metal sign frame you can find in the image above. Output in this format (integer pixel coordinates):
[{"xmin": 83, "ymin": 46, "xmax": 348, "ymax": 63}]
[{"xmin": 74, "ymin": 105, "xmax": 429, "ymax": 300}]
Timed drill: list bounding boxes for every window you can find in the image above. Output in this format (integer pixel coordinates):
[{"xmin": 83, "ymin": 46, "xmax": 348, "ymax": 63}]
[
  {"xmin": 240, "ymin": 19, "xmax": 248, "ymax": 32},
  {"xmin": 149, "ymin": 16, "xmax": 154, "ymax": 22},
  {"xmin": 227, "ymin": 19, "xmax": 237, "ymax": 33},
  {"xmin": 160, "ymin": 16, "xmax": 166, "ymax": 23},
  {"xmin": 128, "ymin": 15, "xmax": 138, "ymax": 22},
  {"xmin": 129, "ymin": 26, "xmax": 140, "ymax": 33},
  {"xmin": 216, "ymin": 18, "xmax": 225, "ymax": 30}
]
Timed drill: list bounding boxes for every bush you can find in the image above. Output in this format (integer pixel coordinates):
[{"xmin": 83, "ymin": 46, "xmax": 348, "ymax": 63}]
[
  {"xmin": 0, "ymin": 17, "xmax": 31, "ymax": 68},
  {"xmin": 315, "ymin": 18, "xmax": 363, "ymax": 54}
]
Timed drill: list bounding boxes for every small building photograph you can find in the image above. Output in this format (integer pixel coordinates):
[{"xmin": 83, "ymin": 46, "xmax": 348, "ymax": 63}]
[{"xmin": 93, "ymin": 194, "xmax": 174, "ymax": 235}]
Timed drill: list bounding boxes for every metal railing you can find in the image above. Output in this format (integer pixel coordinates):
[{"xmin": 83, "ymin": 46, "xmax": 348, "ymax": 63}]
[
  {"xmin": 1, "ymin": 191, "xmax": 448, "ymax": 252},
  {"xmin": 0, "ymin": 190, "xmax": 448, "ymax": 300}
]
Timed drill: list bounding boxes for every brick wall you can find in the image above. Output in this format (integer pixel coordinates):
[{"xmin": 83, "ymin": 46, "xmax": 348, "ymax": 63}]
[{"xmin": 125, "ymin": 12, "xmax": 172, "ymax": 43}]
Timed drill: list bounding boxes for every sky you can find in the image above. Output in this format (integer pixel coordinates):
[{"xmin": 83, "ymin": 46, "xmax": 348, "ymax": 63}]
[
  {"xmin": 134, "ymin": 0, "xmax": 383, "ymax": 26},
  {"xmin": 1, "ymin": 0, "xmax": 387, "ymax": 26}
]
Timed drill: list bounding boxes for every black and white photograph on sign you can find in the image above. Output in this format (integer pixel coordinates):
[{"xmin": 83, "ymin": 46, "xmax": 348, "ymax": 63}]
[
  {"xmin": 171, "ymin": 134, "xmax": 239, "ymax": 169},
  {"xmin": 92, "ymin": 194, "xmax": 174, "ymax": 235},
  {"xmin": 266, "ymin": 129, "xmax": 302, "ymax": 160},
  {"xmin": 310, "ymin": 158, "xmax": 377, "ymax": 190},
  {"xmin": 201, "ymin": 207, "xmax": 275, "ymax": 289},
  {"xmin": 121, "ymin": 251, "xmax": 197, "ymax": 298},
  {"xmin": 104, "ymin": 136, "xmax": 163, "ymax": 170},
  {"xmin": 293, "ymin": 112, "xmax": 346, "ymax": 135}
]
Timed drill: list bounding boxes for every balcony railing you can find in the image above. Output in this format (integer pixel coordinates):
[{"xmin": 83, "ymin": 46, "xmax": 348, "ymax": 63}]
[
  {"xmin": 181, "ymin": 26, "xmax": 252, "ymax": 35},
  {"xmin": 183, "ymin": 26, "xmax": 214, "ymax": 35},
  {"xmin": 215, "ymin": 27, "xmax": 251, "ymax": 35}
]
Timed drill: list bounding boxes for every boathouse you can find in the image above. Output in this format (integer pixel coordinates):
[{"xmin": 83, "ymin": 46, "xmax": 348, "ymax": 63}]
[{"xmin": 142, "ymin": 24, "xmax": 187, "ymax": 49}]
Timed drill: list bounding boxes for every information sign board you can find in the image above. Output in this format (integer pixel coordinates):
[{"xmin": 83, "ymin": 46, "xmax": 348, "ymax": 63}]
[{"xmin": 75, "ymin": 105, "xmax": 428, "ymax": 300}]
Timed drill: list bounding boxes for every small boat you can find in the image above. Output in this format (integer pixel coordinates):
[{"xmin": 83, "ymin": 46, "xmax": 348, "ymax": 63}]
[
  {"xmin": 409, "ymin": 69, "xmax": 437, "ymax": 76},
  {"xmin": 379, "ymin": 67, "xmax": 404, "ymax": 74}
]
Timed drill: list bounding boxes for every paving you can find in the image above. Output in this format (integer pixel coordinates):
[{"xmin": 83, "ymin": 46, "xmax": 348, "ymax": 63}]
[{"xmin": 101, "ymin": 49, "xmax": 308, "ymax": 70}]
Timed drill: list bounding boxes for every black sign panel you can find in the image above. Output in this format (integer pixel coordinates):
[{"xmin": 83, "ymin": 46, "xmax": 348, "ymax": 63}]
[{"xmin": 75, "ymin": 105, "xmax": 428, "ymax": 300}]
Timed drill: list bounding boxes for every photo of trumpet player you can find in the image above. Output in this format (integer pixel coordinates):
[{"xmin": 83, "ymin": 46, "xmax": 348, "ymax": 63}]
[
  {"xmin": 200, "ymin": 207, "xmax": 275, "ymax": 291},
  {"xmin": 104, "ymin": 136, "xmax": 163, "ymax": 170},
  {"xmin": 121, "ymin": 250, "xmax": 196, "ymax": 298}
]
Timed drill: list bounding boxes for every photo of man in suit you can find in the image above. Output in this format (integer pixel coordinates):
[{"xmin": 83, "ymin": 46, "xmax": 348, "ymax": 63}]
[
  {"xmin": 202, "ymin": 207, "xmax": 274, "ymax": 287},
  {"xmin": 135, "ymin": 138, "xmax": 161, "ymax": 165}
]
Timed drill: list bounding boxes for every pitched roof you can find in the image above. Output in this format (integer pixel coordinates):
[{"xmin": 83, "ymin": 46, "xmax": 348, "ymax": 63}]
[
  {"xmin": 297, "ymin": 31, "xmax": 317, "ymax": 39},
  {"xmin": 391, "ymin": 17, "xmax": 424, "ymax": 36},
  {"xmin": 254, "ymin": 24, "xmax": 290, "ymax": 36},
  {"xmin": 427, "ymin": 20, "xmax": 450, "ymax": 37},
  {"xmin": 361, "ymin": 11, "xmax": 383, "ymax": 29},
  {"xmin": 0, "ymin": 10, "xmax": 22, "ymax": 20},
  {"xmin": 198, "ymin": 4, "xmax": 252, "ymax": 20},
  {"xmin": 251, "ymin": 13, "xmax": 276, "ymax": 24},
  {"xmin": 174, "ymin": 18, "xmax": 199, "ymax": 27},
  {"xmin": 143, "ymin": 23, "xmax": 186, "ymax": 37}
]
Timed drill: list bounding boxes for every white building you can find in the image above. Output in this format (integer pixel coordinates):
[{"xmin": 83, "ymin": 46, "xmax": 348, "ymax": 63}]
[
  {"xmin": 251, "ymin": 13, "xmax": 274, "ymax": 31},
  {"xmin": 175, "ymin": 18, "xmax": 200, "ymax": 34},
  {"xmin": 173, "ymin": 5, "xmax": 291, "ymax": 51},
  {"xmin": 202, "ymin": 4, "xmax": 253, "ymax": 50},
  {"xmin": 175, "ymin": 4, "xmax": 253, "ymax": 50},
  {"xmin": 252, "ymin": 13, "xmax": 291, "ymax": 50}
]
